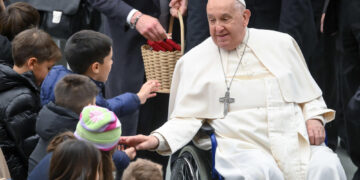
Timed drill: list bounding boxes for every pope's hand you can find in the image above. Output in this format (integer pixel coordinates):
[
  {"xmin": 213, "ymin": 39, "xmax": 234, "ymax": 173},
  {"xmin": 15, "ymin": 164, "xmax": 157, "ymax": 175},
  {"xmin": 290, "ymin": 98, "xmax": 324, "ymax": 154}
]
[
  {"xmin": 306, "ymin": 119, "xmax": 325, "ymax": 145},
  {"xmin": 119, "ymin": 135, "xmax": 159, "ymax": 151},
  {"xmin": 133, "ymin": 12, "xmax": 167, "ymax": 41},
  {"xmin": 169, "ymin": 0, "xmax": 188, "ymax": 17}
]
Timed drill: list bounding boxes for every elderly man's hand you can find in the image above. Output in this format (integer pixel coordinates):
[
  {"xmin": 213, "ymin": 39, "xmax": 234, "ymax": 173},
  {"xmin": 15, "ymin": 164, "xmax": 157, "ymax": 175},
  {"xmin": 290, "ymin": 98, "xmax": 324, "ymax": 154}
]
[
  {"xmin": 306, "ymin": 119, "xmax": 325, "ymax": 145},
  {"xmin": 320, "ymin": 13, "xmax": 325, "ymax": 33},
  {"xmin": 119, "ymin": 135, "xmax": 159, "ymax": 151},
  {"xmin": 132, "ymin": 12, "xmax": 167, "ymax": 42},
  {"xmin": 0, "ymin": 0, "xmax": 5, "ymax": 11}
]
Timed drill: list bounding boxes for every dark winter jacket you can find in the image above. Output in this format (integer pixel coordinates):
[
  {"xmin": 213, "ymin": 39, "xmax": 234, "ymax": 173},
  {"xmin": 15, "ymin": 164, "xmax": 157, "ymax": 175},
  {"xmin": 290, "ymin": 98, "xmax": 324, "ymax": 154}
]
[
  {"xmin": 40, "ymin": 65, "xmax": 140, "ymax": 118},
  {"xmin": 28, "ymin": 150, "xmax": 130, "ymax": 180},
  {"xmin": 0, "ymin": 64, "xmax": 40, "ymax": 180},
  {"xmin": 28, "ymin": 102, "xmax": 79, "ymax": 174},
  {"xmin": 0, "ymin": 35, "xmax": 13, "ymax": 67}
]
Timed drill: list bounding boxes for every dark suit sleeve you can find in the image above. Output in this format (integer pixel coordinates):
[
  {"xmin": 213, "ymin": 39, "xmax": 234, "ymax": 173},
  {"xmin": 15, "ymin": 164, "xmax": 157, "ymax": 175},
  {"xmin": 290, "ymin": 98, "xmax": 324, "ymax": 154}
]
[
  {"xmin": 0, "ymin": 35, "xmax": 12, "ymax": 67},
  {"xmin": 323, "ymin": 0, "xmax": 330, "ymax": 13},
  {"xmin": 278, "ymin": 0, "xmax": 317, "ymax": 60},
  {"xmin": 87, "ymin": 0, "xmax": 133, "ymax": 27},
  {"xmin": 323, "ymin": 0, "xmax": 338, "ymax": 34},
  {"xmin": 349, "ymin": 0, "xmax": 360, "ymax": 57},
  {"xmin": 279, "ymin": 0, "xmax": 313, "ymax": 45},
  {"xmin": 353, "ymin": 24, "xmax": 360, "ymax": 58}
]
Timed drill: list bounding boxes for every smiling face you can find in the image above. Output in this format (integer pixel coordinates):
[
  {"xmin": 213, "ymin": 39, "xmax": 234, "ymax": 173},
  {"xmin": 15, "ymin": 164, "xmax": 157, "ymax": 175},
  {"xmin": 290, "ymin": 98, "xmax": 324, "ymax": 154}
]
[{"xmin": 207, "ymin": 0, "xmax": 250, "ymax": 51}]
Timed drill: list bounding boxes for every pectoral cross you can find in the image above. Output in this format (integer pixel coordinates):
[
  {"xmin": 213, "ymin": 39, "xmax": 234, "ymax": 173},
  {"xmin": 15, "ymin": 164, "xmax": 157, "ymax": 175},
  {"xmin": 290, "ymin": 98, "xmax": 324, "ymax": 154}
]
[{"xmin": 219, "ymin": 90, "xmax": 235, "ymax": 116}]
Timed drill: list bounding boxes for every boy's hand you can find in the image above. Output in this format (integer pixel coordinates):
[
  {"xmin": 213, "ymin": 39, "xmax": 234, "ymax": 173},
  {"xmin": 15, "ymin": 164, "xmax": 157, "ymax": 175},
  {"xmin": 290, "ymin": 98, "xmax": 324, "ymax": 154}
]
[
  {"xmin": 137, "ymin": 80, "xmax": 161, "ymax": 104},
  {"xmin": 124, "ymin": 147, "xmax": 136, "ymax": 160}
]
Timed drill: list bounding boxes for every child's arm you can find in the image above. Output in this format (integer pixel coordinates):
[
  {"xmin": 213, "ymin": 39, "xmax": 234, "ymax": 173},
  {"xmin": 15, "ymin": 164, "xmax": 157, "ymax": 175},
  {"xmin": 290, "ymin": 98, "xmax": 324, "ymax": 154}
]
[
  {"xmin": 112, "ymin": 147, "xmax": 136, "ymax": 171},
  {"xmin": 124, "ymin": 147, "xmax": 136, "ymax": 160},
  {"xmin": 103, "ymin": 80, "xmax": 160, "ymax": 117},
  {"xmin": 104, "ymin": 93, "xmax": 140, "ymax": 117},
  {"xmin": 137, "ymin": 80, "xmax": 161, "ymax": 104}
]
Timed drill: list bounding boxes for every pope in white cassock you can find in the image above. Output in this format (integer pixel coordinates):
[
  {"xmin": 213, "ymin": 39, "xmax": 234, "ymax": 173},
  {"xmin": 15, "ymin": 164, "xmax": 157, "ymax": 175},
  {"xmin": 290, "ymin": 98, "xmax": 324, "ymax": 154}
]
[{"xmin": 120, "ymin": 0, "xmax": 347, "ymax": 179}]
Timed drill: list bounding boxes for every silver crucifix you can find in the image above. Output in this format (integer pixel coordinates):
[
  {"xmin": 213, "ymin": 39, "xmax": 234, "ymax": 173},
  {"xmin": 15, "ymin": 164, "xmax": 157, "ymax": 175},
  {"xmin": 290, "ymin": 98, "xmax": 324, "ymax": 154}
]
[{"xmin": 219, "ymin": 91, "xmax": 235, "ymax": 116}]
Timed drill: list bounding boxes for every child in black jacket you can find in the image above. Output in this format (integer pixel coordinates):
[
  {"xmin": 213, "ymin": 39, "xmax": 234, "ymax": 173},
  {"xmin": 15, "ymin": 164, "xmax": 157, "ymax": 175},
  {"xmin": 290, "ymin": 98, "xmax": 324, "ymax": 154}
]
[{"xmin": 0, "ymin": 28, "xmax": 61, "ymax": 179}]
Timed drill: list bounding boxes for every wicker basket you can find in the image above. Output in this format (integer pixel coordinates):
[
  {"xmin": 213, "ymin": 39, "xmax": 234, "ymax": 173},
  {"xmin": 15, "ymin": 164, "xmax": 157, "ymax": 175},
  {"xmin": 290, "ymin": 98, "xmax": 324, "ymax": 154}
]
[{"xmin": 141, "ymin": 12, "xmax": 184, "ymax": 93}]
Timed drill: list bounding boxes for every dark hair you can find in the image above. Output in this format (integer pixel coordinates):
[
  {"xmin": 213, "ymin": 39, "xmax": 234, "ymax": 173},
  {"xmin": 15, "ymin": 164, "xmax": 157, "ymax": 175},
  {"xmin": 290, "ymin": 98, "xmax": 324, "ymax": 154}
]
[
  {"xmin": 54, "ymin": 74, "xmax": 99, "ymax": 114},
  {"xmin": 46, "ymin": 131, "xmax": 76, "ymax": 153},
  {"xmin": 64, "ymin": 30, "xmax": 112, "ymax": 74},
  {"xmin": 49, "ymin": 139, "xmax": 102, "ymax": 180},
  {"xmin": 0, "ymin": 2, "xmax": 40, "ymax": 40},
  {"xmin": 122, "ymin": 158, "xmax": 163, "ymax": 180},
  {"xmin": 11, "ymin": 28, "xmax": 61, "ymax": 67}
]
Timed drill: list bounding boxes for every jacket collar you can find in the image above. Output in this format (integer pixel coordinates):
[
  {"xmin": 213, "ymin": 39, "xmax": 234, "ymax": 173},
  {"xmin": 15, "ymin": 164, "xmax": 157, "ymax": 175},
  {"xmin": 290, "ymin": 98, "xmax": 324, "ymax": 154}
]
[{"xmin": 0, "ymin": 64, "xmax": 39, "ymax": 93}]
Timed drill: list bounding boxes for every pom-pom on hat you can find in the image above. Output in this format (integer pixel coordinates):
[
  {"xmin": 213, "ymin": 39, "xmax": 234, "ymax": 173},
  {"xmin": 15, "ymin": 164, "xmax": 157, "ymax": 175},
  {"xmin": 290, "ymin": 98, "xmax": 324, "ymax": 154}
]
[{"xmin": 74, "ymin": 105, "xmax": 121, "ymax": 151}]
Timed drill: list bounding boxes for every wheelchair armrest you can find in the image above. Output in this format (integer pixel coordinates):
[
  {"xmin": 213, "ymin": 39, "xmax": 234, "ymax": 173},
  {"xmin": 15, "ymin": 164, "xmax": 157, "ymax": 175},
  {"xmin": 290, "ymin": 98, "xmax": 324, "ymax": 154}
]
[{"xmin": 199, "ymin": 122, "xmax": 215, "ymax": 136}]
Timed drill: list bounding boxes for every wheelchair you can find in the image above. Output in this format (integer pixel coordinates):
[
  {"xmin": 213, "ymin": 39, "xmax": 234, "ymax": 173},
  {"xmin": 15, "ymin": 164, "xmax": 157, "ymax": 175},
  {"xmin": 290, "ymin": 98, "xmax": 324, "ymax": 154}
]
[
  {"xmin": 167, "ymin": 123, "xmax": 330, "ymax": 180},
  {"xmin": 168, "ymin": 122, "xmax": 223, "ymax": 180}
]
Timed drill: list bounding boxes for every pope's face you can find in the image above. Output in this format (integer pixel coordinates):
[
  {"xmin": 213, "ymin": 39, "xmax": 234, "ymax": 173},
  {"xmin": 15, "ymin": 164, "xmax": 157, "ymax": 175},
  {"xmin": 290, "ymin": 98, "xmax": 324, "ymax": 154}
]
[{"xmin": 207, "ymin": 0, "xmax": 250, "ymax": 51}]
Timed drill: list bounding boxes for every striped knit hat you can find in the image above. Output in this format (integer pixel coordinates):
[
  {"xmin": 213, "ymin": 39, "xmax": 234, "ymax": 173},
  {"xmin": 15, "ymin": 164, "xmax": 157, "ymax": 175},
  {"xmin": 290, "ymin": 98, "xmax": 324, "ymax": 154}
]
[{"xmin": 74, "ymin": 105, "xmax": 121, "ymax": 151}]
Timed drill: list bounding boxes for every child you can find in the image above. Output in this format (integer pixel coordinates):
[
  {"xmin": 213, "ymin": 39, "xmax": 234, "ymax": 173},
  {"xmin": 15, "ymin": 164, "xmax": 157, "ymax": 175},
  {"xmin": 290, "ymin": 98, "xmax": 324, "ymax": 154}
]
[
  {"xmin": 28, "ymin": 132, "xmax": 78, "ymax": 180},
  {"xmin": 40, "ymin": 30, "xmax": 160, "ymax": 136},
  {"xmin": 0, "ymin": 2, "xmax": 40, "ymax": 67},
  {"xmin": 30, "ymin": 106, "xmax": 136, "ymax": 180},
  {"xmin": 28, "ymin": 74, "xmax": 99, "ymax": 173},
  {"xmin": 122, "ymin": 158, "xmax": 163, "ymax": 180},
  {"xmin": 74, "ymin": 105, "xmax": 136, "ymax": 180},
  {"xmin": 49, "ymin": 139, "xmax": 102, "ymax": 180},
  {"xmin": 0, "ymin": 28, "xmax": 61, "ymax": 179},
  {"xmin": 0, "ymin": 2, "xmax": 39, "ymax": 40},
  {"xmin": 0, "ymin": 148, "xmax": 10, "ymax": 179},
  {"xmin": 28, "ymin": 105, "xmax": 136, "ymax": 180}
]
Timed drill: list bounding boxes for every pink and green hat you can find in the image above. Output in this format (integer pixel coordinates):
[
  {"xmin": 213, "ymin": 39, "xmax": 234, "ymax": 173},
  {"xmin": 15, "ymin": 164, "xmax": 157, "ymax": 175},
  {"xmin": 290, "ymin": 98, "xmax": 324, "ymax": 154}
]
[{"xmin": 74, "ymin": 105, "xmax": 121, "ymax": 151}]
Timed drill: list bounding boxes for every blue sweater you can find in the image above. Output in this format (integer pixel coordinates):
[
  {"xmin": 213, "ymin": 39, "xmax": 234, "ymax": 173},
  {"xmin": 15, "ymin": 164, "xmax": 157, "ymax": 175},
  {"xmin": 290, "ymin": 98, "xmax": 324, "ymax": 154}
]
[
  {"xmin": 40, "ymin": 65, "xmax": 140, "ymax": 117},
  {"xmin": 28, "ymin": 150, "xmax": 130, "ymax": 180}
]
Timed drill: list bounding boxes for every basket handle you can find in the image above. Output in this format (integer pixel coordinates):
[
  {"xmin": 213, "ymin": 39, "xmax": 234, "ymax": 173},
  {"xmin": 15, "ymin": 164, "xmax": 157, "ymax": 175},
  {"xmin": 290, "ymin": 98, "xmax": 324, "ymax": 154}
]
[{"xmin": 168, "ymin": 11, "xmax": 185, "ymax": 55}]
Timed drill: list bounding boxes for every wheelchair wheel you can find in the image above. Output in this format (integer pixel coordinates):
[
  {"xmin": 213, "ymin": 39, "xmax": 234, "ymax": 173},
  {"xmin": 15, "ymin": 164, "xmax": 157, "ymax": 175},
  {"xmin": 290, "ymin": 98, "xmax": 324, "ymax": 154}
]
[{"xmin": 170, "ymin": 145, "xmax": 212, "ymax": 180}]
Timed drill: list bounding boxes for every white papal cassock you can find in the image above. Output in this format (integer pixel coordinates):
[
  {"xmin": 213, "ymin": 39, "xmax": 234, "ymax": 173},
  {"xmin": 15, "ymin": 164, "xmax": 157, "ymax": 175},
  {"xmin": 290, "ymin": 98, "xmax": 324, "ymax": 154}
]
[{"xmin": 152, "ymin": 28, "xmax": 346, "ymax": 180}]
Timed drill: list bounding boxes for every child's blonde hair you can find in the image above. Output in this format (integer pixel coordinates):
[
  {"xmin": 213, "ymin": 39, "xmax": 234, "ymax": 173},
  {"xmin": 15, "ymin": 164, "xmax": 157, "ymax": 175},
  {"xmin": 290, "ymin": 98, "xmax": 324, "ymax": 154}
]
[{"xmin": 122, "ymin": 158, "xmax": 163, "ymax": 180}]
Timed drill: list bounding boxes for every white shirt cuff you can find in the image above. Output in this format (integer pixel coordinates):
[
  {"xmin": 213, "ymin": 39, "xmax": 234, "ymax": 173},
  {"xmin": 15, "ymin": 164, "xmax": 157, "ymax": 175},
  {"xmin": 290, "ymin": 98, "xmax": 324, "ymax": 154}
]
[
  {"xmin": 126, "ymin": 9, "xmax": 138, "ymax": 25},
  {"xmin": 307, "ymin": 115, "xmax": 326, "ymax": 125},
  {"xmin": 151, "ymin": 132, "xmax": 170, "ymax": 152}
]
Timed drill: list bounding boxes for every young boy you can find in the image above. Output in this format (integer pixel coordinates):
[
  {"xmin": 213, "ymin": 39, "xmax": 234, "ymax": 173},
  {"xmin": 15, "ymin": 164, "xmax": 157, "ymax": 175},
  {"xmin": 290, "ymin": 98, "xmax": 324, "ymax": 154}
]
[
  {"xmin": 28, "ymin": 74, "xmax": 99, "ymax": 173},
  {"xmin": 40, "ymin": 30, "xmax": 160, "ymax": 135},
  {"xmin": 0, "ymin": 28, "xmax": 61, "ymax": 179},
  {"xmin": 122, "ymin": 158, "xmax": 163, "ymax": 180},
  {"xmin": 29, "ymin": 106, "xmax": 137, "ymax": 180},
  {"xmin": 28, "ymin": 74, "xmax": 137, "ymax": 176}
]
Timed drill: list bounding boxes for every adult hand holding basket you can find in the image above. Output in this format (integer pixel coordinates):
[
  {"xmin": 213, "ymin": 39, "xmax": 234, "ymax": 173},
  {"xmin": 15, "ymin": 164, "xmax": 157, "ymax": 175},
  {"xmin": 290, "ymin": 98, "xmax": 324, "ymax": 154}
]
[{"xmin": 141, "ymin": 11, "xmax": 184, "ymax": 93}]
